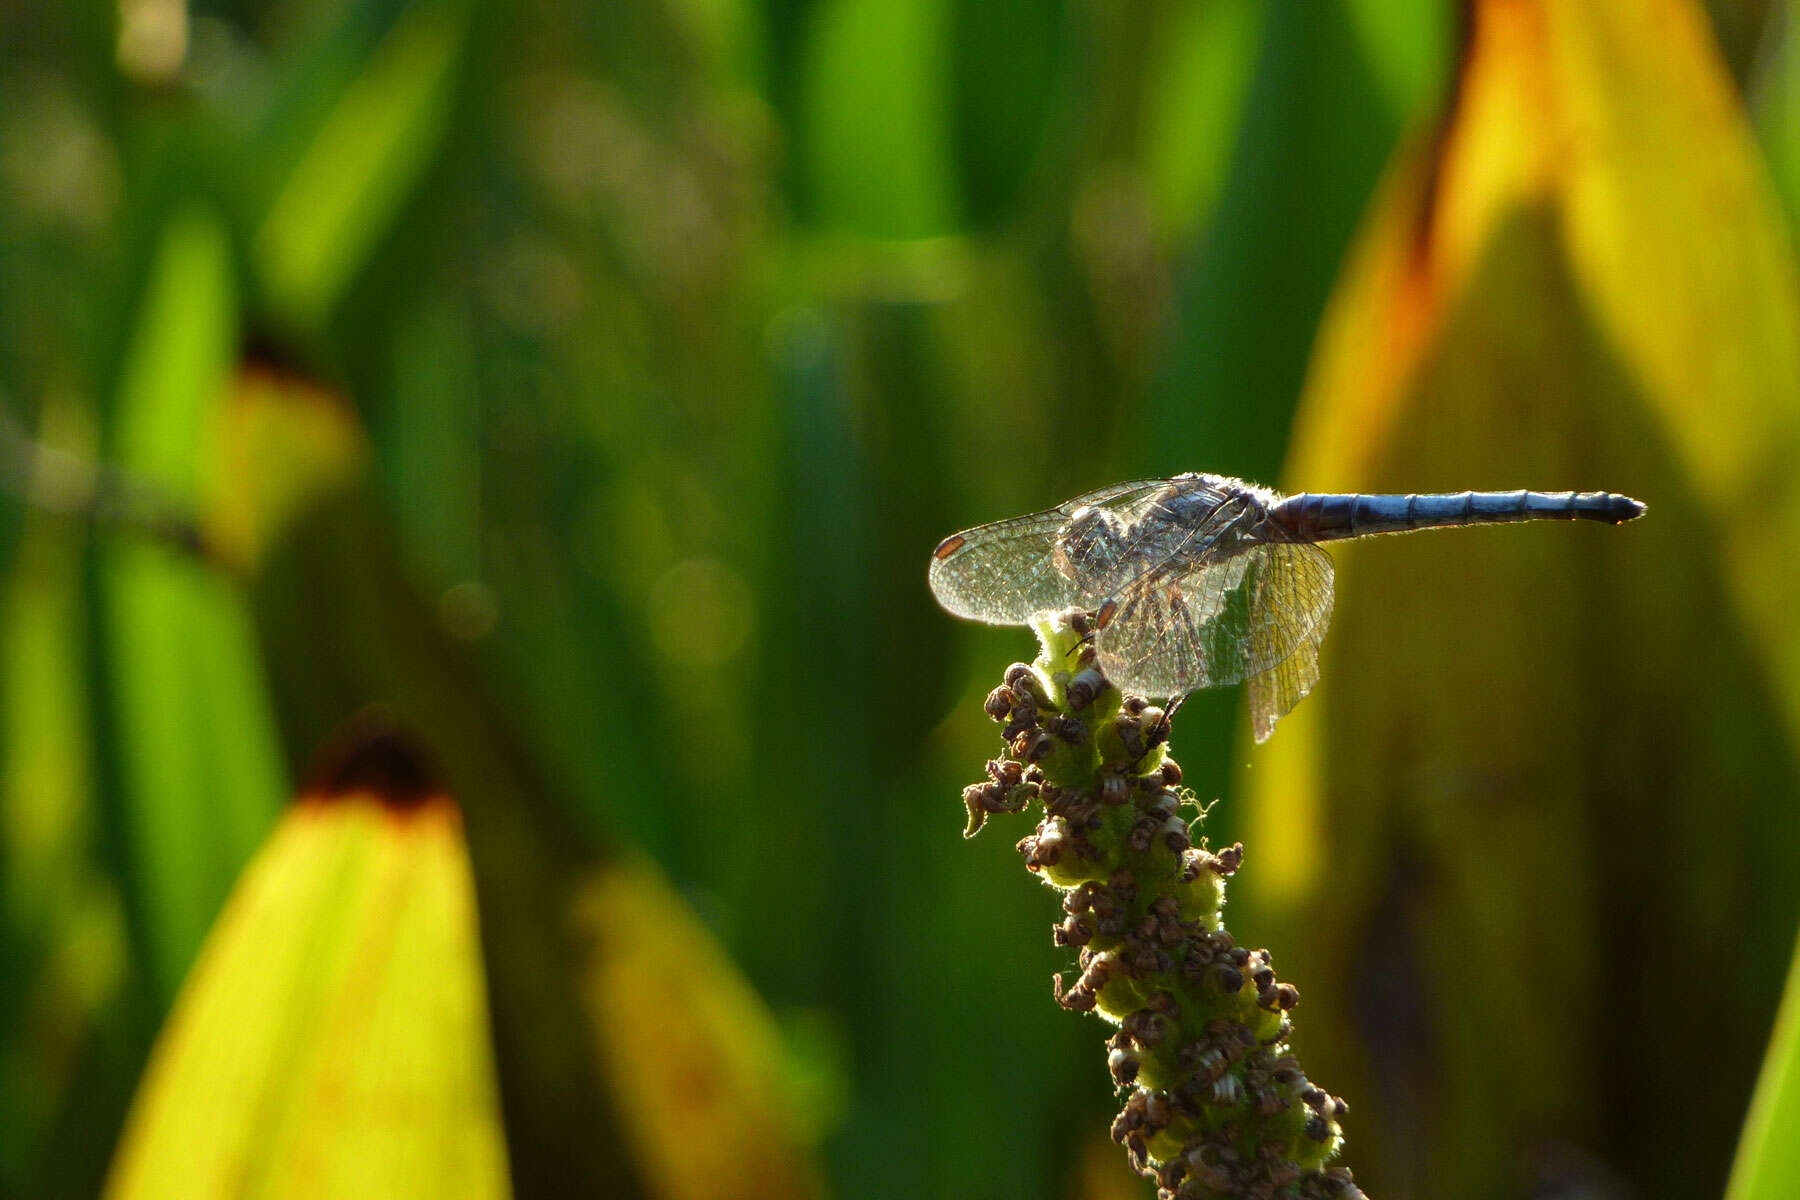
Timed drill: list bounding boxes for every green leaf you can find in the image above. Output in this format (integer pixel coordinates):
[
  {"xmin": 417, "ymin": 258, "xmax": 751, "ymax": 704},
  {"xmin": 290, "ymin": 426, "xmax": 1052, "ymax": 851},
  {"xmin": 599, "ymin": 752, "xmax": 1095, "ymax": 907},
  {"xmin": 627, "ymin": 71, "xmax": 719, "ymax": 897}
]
[
  {"xmin": 1729, "ymin": 926, "xmax": 1800, "ymax": 1200},
  {"xmin": 1139, "ymin": 0, "xmax": 1263, "ymax": 241},
  {"xmin": 102, "ymin": 205, "xmax": 287, "ymax": 1001},
  {"xmin": 0, "ymin": 399, "xmax": 132, "ymax": 1200},
  {"xmin": 799, "ymin": 0, "xmax": 960, "ymax": 236},
  {"xmin": 1751, "ymin": 9, "xmax": 1800, "ymax": 238},
  {"xmin": 252, "ymin": 0, "xmax": 473, "ymax": 329}
]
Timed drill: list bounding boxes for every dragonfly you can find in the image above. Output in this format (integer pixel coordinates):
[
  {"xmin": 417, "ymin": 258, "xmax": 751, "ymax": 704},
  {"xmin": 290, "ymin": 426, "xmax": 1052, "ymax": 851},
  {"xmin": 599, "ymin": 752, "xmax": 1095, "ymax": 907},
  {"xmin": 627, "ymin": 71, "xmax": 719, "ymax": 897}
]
[{"xmin": 929, "ymin": 474, "xmax": 1645, "ymax": 742}]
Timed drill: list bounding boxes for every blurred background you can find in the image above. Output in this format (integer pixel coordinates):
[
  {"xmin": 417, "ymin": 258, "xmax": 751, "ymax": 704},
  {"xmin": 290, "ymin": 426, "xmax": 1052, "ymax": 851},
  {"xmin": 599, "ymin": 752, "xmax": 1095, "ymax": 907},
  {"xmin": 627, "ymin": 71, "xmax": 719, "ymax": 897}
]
[{"xmin": 2, "ymin": 0, "xmax": 1799, "ymax": 1198}]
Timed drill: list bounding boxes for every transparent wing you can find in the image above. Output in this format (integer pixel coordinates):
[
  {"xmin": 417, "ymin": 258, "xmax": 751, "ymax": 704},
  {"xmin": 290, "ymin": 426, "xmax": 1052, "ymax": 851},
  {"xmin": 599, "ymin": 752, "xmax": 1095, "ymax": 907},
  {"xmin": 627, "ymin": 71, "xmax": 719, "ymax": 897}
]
[
  {"xmin": 928, "ymin": 480, "xmax": 1174, "ymax": 625},
  {"xmin": 1096, "ymin": 541, "xmax": 1334, "ymax": 704},
  {"xmin": 1246, "ymin": 633, "xmax": 1323, "ymax": 744}
]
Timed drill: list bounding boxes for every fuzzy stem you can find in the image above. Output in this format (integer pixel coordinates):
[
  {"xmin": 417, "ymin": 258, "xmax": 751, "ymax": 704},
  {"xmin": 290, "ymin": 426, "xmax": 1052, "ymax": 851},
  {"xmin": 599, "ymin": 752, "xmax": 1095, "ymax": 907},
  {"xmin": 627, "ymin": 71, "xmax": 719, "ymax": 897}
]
[{"xmin": 960, "ymin": 612, "xmax": 1366, "ymax": 1200}]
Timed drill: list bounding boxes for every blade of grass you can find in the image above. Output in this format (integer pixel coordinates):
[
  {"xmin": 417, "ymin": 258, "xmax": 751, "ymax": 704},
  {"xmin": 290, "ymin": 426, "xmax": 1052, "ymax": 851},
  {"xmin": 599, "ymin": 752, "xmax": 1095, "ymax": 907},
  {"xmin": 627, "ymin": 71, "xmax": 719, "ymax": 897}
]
[
  {"xmin": 102, "ymin": 204, "xmax": 286, "ymax": 1001},
  {"xmin": 0, "ymin": 398, "xmax": 132, "ymax": 1200},
  {"xmin": 253, "ymin": 0, "xmax": 473, "ymax": 330},
  {"xmin": 1728, "ymin": 926, "xmax": 1800, "ymax": 1200}
]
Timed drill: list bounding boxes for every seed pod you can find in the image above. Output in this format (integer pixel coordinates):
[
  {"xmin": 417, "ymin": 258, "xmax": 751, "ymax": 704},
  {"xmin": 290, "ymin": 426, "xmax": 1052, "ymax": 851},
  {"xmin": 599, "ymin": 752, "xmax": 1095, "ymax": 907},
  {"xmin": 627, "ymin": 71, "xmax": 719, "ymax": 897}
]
[
  {"xmin": 1145, "ymin": 789, "xmax": 1180, "ymax": 820},
  {"xmin": 1066, "ymin": 668, "xmax": 1106, "ymax": 711},
  {"xmin": 1099, "ymin": 773, "xmax": 1130, "ymax": 806}
]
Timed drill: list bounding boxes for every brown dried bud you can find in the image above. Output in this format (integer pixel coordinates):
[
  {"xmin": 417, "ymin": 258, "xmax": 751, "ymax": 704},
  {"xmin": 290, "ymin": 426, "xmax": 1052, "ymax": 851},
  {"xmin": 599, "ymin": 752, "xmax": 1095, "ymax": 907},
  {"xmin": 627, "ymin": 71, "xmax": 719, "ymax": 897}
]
[
  {"xmin": 1066, "ymin": 668, "xmax": 1106, "ymax": 711},
  {"xmin": 1145, "ymin": 788, "xmax": 1180, "ymax": 820},
  {"xmin": 1010, "ymin": 673, "xmax": 1049, "ymax": 709},
  {"xmin": 1052, "ymin": 972, "xmax": 1096, "ymax": 1012},
  {"xmin": 1056, "ymin": 914, "xmax": 1094, "ymax": 947},
  {"xmin": 1113, "ymin": 716, "xmax": 1144, "ymax": 761},
  {"xmin": 1121, "ymin": 1009, "xmax": 1167, "ymax": 1048},
  {"xmin": 1191, "ymin": 1046, "xmax": 1228, "ymax": 1082},
  {"xmin": 984, "ymin": 686, "xmax": 1013, "ymax": 721}
]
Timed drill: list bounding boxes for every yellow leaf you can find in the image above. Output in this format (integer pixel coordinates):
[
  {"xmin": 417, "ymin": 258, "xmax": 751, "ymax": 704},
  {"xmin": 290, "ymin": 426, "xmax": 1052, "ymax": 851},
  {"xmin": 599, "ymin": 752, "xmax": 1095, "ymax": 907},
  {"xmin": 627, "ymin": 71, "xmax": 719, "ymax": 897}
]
[
  {"xmin": 1240, "ymin": 1, "xmax": 1800, "ymax": 1195},
  {"xmin": 222, "ymin": 364, "xmax": 828, "ymax": 1197},
  {"xmin": 104, "ymin": 730, "xmax": 511, "ymax": 1200},
  {"xmin": 577, "ymin": 859, "xmax": 826, "ymax": 1200}
]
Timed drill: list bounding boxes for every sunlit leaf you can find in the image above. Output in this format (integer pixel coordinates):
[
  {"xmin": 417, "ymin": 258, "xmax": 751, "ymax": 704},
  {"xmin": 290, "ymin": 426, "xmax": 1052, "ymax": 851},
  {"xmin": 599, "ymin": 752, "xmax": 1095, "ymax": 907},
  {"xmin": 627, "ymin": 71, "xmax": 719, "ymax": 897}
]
[
  {"xmin": 101, "ymin": 205, "xmax": 287, "ymax": 1001},
  {"xmin": 1340, "ymin": 0, "xmax": 1451, "ymax": 119},
  {"xmin": 253, "ymin": 0, "xmax": 473, "ymax": 329},
  {"xmin": 577, "ymin": 857, "xmax": 825, "ymax": 1200},
  {"xmin": 1240, "ymin": 1, "xmax": 1800, "ymax": 1195},
  {"xmin": 1139, "ymin": 0, "xmax": 1262, "ymax": 242},
  {"xmin": 1752, "ymin": 9, "xmax": 1800, "ymax": 233},
  {"xmin": 225, "ymin": 365, "xmax": 824, "ymax": 1198},
  {"xmin": 800, "ymin": 0, "xmax": 959, "ymax": 236},
  {"xmin": 0, "ymin": 398, "xmax": 131, "ymax": 1200},
  {"xmin": 103, "ymin": 729, "xmax": 510, "ymax": 1200},
  {"xmin": 1729, "ymin": 925, "xmax": 1800, "ymax": 1200}
]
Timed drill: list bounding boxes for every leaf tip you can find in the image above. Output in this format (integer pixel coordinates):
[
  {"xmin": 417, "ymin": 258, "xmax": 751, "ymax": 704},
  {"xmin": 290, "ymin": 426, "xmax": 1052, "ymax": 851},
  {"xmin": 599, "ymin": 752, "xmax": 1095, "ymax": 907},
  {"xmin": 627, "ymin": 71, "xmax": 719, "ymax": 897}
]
[{"xmin": 302, "ymin": 709, "xmax": 446, "ymax": 812}]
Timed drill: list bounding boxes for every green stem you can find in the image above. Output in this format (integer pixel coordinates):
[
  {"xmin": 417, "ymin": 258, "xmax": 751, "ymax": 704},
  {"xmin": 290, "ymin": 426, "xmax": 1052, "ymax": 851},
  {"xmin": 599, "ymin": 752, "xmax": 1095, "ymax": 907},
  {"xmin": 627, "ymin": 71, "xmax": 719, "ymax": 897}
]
[{"xmin": 961, "ymin": 612, "xmax": 1366, "ymax": 1200}]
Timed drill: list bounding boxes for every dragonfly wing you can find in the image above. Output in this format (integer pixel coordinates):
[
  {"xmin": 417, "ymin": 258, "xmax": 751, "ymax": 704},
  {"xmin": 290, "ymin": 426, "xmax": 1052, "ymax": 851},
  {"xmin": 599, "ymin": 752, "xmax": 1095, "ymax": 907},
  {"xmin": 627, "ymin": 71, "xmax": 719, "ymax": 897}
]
[
  {"xmin": 928, "ymin": 480, "xmax": 1172, "ymax": 625},
  {"xmin": 1247, "ymin": 634, "xmax": 1322, "ymax": 744},
  {"xmin": 1096, "ymin": 541, "xmax": 1335, "ymax": 705},
  {"xmin": 1093, "ymin": 553, "xmax": 1254, "ymax": 696}
]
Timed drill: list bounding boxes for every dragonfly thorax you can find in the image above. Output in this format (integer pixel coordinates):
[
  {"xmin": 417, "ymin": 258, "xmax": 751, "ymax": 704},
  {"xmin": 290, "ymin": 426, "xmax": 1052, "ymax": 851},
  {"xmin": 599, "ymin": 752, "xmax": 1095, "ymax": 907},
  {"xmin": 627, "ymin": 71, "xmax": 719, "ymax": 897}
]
[{"xmin": 1051, "ymin": 504, "xmax": 1132, "ymax": 589}]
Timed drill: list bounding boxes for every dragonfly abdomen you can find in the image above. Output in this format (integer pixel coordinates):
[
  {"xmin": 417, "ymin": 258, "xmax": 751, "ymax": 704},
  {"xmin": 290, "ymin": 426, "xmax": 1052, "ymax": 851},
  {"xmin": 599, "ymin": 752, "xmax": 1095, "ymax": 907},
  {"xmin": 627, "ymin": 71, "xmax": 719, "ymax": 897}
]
[{"xmin": 1269, "ymin": 490, "xmax": 1645, "ymax": 541}]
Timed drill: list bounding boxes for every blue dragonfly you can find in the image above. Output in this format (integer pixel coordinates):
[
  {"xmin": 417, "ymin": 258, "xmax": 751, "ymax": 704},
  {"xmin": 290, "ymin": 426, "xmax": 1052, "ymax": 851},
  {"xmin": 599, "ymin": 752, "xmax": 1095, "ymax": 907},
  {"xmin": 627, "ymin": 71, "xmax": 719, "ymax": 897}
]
[{"xmin": 929, "ymin": 473, "xmax": 1644, "ymax": 742}]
